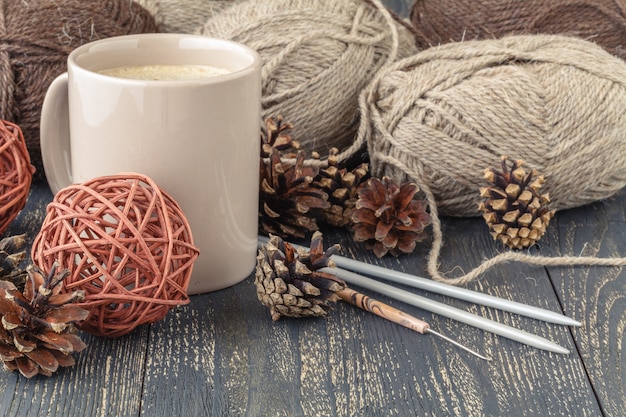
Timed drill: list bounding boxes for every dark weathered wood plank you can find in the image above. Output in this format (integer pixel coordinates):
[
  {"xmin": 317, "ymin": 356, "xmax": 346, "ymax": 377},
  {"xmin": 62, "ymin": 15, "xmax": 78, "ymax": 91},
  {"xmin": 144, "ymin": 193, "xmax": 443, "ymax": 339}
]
[
  {"xmin": 138, "ymin": 198, "xmax": 605, "ymax": 416},
  {"xmin": 324, "ymin": 217, "xmax": 601, "ymax": 417},
  {"xmin": 0, "ymin": 331, "xmax": 149, "ymax": 417},
  {"xmin": 545, "ymin": 188, "xmax": 626, "ymax": 417},
  {"xmin": 1, "ymin": 185, "xmax": 620, "ymax": 417}
]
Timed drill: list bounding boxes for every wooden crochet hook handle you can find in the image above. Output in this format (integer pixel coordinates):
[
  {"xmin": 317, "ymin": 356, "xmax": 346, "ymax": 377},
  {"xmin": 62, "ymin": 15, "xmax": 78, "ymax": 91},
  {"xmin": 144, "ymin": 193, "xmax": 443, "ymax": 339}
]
[
  {"xmin": 338, "ymin": 287, "xmax": 429, "ymax": 333},
  {"xmin": 337, "ymin": 287, "xmax": 490, "ymax": 361}
]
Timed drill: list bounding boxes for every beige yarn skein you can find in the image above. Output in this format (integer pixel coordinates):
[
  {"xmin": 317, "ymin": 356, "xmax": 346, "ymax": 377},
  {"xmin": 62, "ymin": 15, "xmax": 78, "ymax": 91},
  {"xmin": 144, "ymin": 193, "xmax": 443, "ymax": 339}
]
[
  {"xmin": 346, "ymin": 34, "xmax": 626, "ymax": 286},
  {"xmin": 135, "ymin": 0, "xmax": 243, "ymax": 33},
  {"xmin": 356, "ymin": 34, "xmax": 626, "ymax": 218},
  {"xmin": 198, "ymin": 0, "xmax": 418, "ymax": 157}
]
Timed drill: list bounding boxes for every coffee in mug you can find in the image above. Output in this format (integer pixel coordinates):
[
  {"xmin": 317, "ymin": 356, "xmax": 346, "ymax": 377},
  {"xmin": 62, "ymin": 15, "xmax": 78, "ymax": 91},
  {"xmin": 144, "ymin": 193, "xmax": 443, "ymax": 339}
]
[
  {"xmin": 39, "ymin": 34, "xmax": 261, "ymax": 294},
  {"xmin": 99, "ymin": 64, "xmax": 230, "ymax": 80}
]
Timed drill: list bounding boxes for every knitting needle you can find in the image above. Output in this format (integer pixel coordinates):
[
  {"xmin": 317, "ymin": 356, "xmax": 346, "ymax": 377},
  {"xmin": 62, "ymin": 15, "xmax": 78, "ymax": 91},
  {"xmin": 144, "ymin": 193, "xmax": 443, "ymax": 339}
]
[
  {"xmin": 326, "ymin": 267, "xmax": 570, "ymax": 354},
  {"xmin": 330, "ymin": 253, "xmax": 581, "ymax": 327},
  {"xmin": 257, "ymin": 237, "xmax": 570, "ymax": 353},
  {"xmin": 337, "ymin": 287, "xmax": 491, "ymax": 361},
  {"xmin": 257, "ymin": 236, "xmax": 580, "ymax": 327}
]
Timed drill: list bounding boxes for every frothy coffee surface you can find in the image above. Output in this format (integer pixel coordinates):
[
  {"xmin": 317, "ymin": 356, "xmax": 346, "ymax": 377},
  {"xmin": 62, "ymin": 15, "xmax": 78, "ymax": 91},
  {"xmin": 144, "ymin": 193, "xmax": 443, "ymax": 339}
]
[{"xmin": 99, "ymin": 64, "xmax": 230, "ymax": 80}]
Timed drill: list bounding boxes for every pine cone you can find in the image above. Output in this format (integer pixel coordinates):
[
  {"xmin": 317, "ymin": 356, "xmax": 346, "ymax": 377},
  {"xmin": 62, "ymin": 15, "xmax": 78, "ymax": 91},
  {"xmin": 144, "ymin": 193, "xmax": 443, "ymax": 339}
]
[
  {"xmin": 261, "ymin": 116, "xmax": 300, "ymax": 158},
  {"xmin": 0, "ymin": 265, "xmax": 88, "ymax": 378},
  {"xmin": 479, "ymin": 156, "xmax": 555, "ymax": 250},
  {"xmin": 255, "ymin": 232, "xmax": 346, "ymax": 321},
  {"xmin": 313, "ymin": 148, "xmax": 370, "ymax": 228},
  {"xmin": 352, "ymin": 176, "xmax": 431, "ymax": 258},
  {"xmin": 259, "ymin": 148, "xmax": 330, "ymax": 239},
  {"xmin": 0, "ymin": 234, "xmax": 27, "ymax": 289}
]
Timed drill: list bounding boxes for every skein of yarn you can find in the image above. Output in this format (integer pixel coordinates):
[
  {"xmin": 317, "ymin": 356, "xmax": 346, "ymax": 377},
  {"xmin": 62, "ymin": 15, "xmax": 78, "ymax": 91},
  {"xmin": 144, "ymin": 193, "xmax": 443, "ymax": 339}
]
[
  {"xmin": 349, "ymin": 34, "xmax": 626, "ymax": 286},
  {"xmin": 198, "ymin": 0, "xmax": 419, "ymax": 158},
  {"xmin": 354, "ymin": 35, "xmax": 626, "ymax": 218},
  {"xmin": 410, "ymin": 0, "xmax": 626, "ymax": 60},
  {"xmin": 0, "ymin": 0, "xmax": 157, "ymax": 180},
  {"xmin": 136, "ymin": 0, "xmax": 243, "ymax": 33}
]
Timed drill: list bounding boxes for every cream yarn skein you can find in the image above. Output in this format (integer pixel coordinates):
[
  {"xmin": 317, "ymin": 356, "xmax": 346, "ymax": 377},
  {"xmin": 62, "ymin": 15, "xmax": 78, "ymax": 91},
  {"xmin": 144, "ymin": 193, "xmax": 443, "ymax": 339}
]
[{"xmin": 198, "ymin": 0, "xmax": 418, "ymax": 157}]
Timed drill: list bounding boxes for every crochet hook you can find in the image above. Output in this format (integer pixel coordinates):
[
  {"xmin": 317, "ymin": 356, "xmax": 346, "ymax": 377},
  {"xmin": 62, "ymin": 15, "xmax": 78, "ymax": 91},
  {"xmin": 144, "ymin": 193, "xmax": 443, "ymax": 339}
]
[
  {"xmin": 337, "ymin": 287, "xmax": 491, "ymax": 361},
  {"xmin": 257, "ymin": 236, "xmax": 580, "ymax": 327}
]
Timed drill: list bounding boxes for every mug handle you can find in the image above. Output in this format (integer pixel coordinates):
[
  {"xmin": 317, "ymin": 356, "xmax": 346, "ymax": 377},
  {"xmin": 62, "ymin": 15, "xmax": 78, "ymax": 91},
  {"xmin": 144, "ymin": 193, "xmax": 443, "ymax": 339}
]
[{"xmin": 40, "ymin": 73, "xmax": 72, "ymax": 195}]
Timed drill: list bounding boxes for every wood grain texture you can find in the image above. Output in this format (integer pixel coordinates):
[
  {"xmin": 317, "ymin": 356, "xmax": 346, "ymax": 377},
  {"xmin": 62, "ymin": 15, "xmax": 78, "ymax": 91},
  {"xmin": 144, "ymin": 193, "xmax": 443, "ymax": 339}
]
[
  {"xmin": 318, "ymin": 215, "xmax": 601, "ymax": 416},
  {"xmin": 4, "ymin": 181, "xmax": 623, "ymax": 416},
  {"xmin": 546, "ymin": 189, "xmax": 626, "ymax": 417}
]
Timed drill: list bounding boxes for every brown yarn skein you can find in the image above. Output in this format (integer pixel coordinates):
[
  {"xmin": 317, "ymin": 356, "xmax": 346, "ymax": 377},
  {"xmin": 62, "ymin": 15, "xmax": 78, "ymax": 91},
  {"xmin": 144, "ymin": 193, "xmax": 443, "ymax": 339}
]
[
  {"xmin": 0, "ymin": 0, "xmax": 157, "ymax": 180},
  {"xmin": 354, "ymin": 34, "xmax": 626, "ymax": 217},
  {"xmin": 198, "ymin": 0, "xmax": 418, "ymax": 158},
  {"xmin": 410, "ymin": 0, "xmax": 626, "ymax": 60}
]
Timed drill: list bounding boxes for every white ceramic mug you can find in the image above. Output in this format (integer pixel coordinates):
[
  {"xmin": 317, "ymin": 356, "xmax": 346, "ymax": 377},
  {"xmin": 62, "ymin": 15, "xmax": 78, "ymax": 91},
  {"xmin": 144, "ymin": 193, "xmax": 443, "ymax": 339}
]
[{"xmin": 40, "ymin": 34, "xmax": 261, "ymax": 294}]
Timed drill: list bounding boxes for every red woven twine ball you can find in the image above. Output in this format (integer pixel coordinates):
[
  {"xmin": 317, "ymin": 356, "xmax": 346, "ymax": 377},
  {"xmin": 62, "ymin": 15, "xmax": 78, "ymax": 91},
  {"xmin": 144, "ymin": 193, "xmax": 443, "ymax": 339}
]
[
  {"xmin": 31, "ymin": 173, "xmax": 199, "ymax": 338},
  {"xmin": 0, "ymin": 120, "xmax": 34, "ymax": 235}
]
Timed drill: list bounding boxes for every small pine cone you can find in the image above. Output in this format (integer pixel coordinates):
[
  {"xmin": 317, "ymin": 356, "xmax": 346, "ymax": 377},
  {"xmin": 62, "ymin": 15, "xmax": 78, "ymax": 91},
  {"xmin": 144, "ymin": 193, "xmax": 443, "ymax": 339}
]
[
  {"xmin": 352, "ymin": 176, "xmax": 431, "ymax": 258},
  {"xmin": 0, "ymin": 265, "xmax": 88, "ymax": 378},
  {"xmin": 313, "ymin": 148, "xmax": 370, "ymax": 228},
  {"xmin": 0, "ymin": 234, "xmax": 27, "ymax": 289},
  {"xmin": 259, "ymin": 148, "xmax": 330, "ymax": 239},
  {"xmin": 479, "ymin": 156, "xmax": 555, "ymax": 250},
  {"xmin": 261, "ymin": 116, "xmax": 300, "ymax": 158},
  {"xmin": 255, "ymin": 232, "xmax": 346, "ymax": 321}
]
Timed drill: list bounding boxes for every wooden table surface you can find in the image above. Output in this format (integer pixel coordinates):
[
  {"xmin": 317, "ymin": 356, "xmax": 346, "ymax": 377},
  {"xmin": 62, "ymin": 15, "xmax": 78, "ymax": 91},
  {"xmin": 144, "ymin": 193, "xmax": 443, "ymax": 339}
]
[{"xmin": 1, "ymin": 178, "xmax": 625, "ymax": 417}]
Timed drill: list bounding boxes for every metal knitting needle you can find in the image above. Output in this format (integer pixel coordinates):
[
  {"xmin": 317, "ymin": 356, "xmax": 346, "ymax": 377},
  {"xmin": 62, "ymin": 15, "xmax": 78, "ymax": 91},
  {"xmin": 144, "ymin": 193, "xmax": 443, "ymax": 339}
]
[
  {"xmin": 257, "ymin": 237, "xmax": 570, "ymax": 353},
  {"xmin": 257, "ymin": 236, "xmax": 580, "ymax": 327},
  {"xmin": 337, "ymin": 287, "xmax": 491, "ymax": 361},
  {"xmin": 327, "ymin": 267, "xmax": 570, "ymax": 354},
  {"xmin": 330, "ymin": 253, "xmax": 581, "ymax": 327}
]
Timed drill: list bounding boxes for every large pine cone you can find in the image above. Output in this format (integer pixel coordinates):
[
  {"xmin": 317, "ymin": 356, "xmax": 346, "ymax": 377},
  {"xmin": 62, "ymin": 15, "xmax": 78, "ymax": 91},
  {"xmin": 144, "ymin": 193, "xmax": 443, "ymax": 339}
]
[
  {"xmin": 352, "ymin": 176, "xmax": 431, "ymax": 257},
  {"xmin": 259, "ymin": 148, "xmax": 330, "ymax": 239},
  {"xmin": 314, "ymin": 148, "xmax": 370, "ymax": 228},
  {"xmin": 255, "ymin": 232, "xmax": 345, "ymax": 321}
]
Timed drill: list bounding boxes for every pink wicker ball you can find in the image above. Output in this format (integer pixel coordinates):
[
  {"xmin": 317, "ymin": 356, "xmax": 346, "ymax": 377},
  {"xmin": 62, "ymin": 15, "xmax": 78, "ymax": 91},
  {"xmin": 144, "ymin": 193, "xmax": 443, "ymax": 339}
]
[
  {"xmin": 0, "ymin": 120, "xmax": 35, "ymax": 235},
  {"xmin": 31, "ymin": 173, "xmax": 200, "ymax": 338}
]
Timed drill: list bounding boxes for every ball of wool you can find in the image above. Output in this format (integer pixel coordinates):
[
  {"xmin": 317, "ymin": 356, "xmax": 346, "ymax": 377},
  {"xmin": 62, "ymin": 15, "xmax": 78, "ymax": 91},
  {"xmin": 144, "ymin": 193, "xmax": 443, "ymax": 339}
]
[
  {"xmin": 136, "ymin": 0, "xmax": 244, "ymax": 33},
  {"xmin": 198, "ymin": 0, "xmax": 419, "ymax": 157},
  {"xmin": 410, "ymin": 0, "xmax": 626, "ymax": 60},
  {"xmin": 0, "ymin": 0, "xmax": 157, "ymax": 180},
  {"xmin": 361, "ymin": 35, "xmax": 626, "ymax": 217}
]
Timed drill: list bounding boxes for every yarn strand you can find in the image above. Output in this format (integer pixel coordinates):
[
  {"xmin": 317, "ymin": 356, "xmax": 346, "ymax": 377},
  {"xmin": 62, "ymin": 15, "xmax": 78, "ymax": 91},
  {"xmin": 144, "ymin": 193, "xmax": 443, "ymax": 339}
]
[
  {"xmin": 376, "ymin": 152, "xmax": 626, "ymax": 286},
  {"xmin": 334, "ymin": 0, "xmax": 401, "ymax": 167}
]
